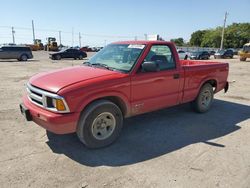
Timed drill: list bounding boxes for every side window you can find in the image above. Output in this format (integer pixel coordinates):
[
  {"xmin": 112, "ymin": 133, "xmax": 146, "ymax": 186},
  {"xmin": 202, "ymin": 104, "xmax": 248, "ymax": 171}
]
[{"xmin": 144, "ymin": 45, "xmax": 176, "ymax": 71}]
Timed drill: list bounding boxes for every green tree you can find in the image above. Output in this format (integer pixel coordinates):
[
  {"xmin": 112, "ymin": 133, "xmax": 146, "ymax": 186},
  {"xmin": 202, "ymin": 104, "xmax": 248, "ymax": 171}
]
[
  {"xmin": 170, "ymin": 38, "xmax": 184, "ymax": 46},
  {"xmin": 189, "ymin": 23, "xmax": 250, "ymax": 48},
  {"xmin": 201, "ymin": 27, "xmax": 221, "ymax": 48},
  {"xmin": 190, "ymin": 30, "xmax": 207, "ymax": 46},
  {"xmin": 224, "ymin": 23, "xmax": 250, "ymax": 48}
]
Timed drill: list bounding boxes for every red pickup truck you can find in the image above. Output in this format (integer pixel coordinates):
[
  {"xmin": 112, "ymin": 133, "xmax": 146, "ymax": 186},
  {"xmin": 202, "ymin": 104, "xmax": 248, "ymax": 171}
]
[{"xmin": 20, "ymin": 41, "xmax": 229, "ymax": 148}]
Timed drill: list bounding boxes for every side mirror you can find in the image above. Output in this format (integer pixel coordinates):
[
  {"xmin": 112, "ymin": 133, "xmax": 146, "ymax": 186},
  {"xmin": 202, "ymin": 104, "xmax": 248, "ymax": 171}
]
[{"xmin": 141, "ymin": 61, "xmax": 159, "ymax": 72}]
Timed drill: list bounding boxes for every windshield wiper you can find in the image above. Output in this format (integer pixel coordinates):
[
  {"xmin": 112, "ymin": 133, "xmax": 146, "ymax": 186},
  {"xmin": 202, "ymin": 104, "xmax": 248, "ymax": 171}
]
[
  {"xmin": 82, "ymin": 61, "xmax": 92, "ymax": 66},
  {"xmin": 91, "ymin": 63, "xmax": 113, "ymax": 70},
  {"xmin": 83, "ymin": 62, "xmax": 123, "ymax": 72}
]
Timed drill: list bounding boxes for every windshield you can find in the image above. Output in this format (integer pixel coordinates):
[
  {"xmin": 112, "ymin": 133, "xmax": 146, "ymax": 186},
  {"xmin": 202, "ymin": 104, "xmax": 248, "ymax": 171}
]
[
  {"xmin": 190, "ymin": 51, "xmax": 201, "ymax": 55},
  {"xmin": 243, "ymin": 45, "xmax": 250, "ymax": 52},
  {"xmin": 217, "ymin": 50, "xmax": 225, "ymax": 54},
  {"xmin": 87, "ymin": 44, "xmax": 145, "ymax": 72}
]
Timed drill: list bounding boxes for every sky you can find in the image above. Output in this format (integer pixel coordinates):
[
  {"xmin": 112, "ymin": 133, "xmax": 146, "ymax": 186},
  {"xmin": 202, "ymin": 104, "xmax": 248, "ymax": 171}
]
[{"xmin": 0, "ymin": 0, "xmax": 249, "ymax": 46}]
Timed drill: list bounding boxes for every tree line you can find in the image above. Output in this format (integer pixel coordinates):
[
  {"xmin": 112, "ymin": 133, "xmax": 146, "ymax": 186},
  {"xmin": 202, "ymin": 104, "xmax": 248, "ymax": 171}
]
[{"xmin": 170, "ymin": 23, "xmax": 250, "ymax": 48}]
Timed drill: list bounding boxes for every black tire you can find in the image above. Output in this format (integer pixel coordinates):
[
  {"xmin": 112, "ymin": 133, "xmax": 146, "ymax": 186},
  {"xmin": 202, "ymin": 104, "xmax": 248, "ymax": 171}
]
[
  {"xmin": 240, "ymin": 57, "xmax": 246, "ymax": 61},
  {"xmin": 79, "ymin": 55, "xmax": 83, "ymax": 60},
  {"xmin": 184, "ymin": 55, "xmax": 188, "ymax": 60},
  {"xmin": 77, "ymin": 100, "xmax": 123, "ymax": 148},
  {"xmin": 20, "ymin": 54, "xmax": 28, "ymax": 61},
  {"xmin": 56, "ymin": 54, "xmax": 61, "ymax": 60},
  {"xmin": 191, "ymin": 83, "xmax": 214, "ymax": 113}
]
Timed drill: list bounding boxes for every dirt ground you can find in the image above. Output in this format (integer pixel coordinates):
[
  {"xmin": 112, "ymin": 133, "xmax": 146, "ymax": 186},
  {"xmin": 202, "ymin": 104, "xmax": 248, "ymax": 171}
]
[{"xmin": 0, "ymin": 51, "xmax": 249, "ymax": 188}]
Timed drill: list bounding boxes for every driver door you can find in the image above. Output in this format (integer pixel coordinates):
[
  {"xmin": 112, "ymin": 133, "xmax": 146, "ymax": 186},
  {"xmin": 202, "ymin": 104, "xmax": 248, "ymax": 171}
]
[{"xmin": 131, "ymin": 45, "xmax": 181, "ymax": 115}]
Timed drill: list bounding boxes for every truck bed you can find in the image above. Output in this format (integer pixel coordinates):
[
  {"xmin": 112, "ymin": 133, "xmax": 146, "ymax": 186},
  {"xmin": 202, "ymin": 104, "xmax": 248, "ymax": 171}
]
[{"xmin": 179, "ymin": 60, "xmax": 229, "ymax": 104}]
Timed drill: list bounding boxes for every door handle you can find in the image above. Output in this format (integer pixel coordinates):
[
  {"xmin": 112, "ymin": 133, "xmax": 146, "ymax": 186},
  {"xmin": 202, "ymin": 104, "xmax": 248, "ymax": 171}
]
[{"xmin": 173, "ymin": 74, "xmax": 180, "ymax": 79}]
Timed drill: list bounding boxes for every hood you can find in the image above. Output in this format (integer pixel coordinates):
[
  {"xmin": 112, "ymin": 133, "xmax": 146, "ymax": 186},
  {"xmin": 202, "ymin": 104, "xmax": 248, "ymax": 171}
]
[
  {"xmin": 29, "ymin": 66, "xmax": 118, "ymax": 93},
  {"xmin": 214, "ymin": 53, "xmax": 222, "ymax": 55}
]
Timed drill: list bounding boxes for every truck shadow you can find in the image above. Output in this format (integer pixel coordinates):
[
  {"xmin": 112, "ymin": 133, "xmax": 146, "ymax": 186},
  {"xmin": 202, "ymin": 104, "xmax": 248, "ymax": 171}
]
[{"xmin": 46, "ymin": 99, "xmax": 249, "ymax": 167}]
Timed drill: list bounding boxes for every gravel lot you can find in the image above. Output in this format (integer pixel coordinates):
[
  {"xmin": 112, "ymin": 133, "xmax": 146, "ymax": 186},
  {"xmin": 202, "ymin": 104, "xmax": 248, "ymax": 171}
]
[{"xmin": 0, "ymin": 51, "xmax": 249, "ymax": 188}]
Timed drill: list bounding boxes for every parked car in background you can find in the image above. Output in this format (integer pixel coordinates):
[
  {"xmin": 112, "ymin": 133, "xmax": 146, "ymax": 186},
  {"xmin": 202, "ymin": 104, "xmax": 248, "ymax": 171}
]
[
  {"xmin": 177, "ymin": 49, "xmax": 188, "ymax": 60},
  {"xmin": 49, "ymin": 48, "xmax": 87, "ymax": 60},
  {"xmin": 189, "ymin": 51, "xmax": 210, "ymax": 60},
  {"xmin": 228, "ymin": 48, "xmax": 239, "ymax": 55},
  {"xmin": 239, "ymin": 43, "xmax": 250, "ymax": 61},
  {"xmin": 80, "ymin": 46, "xmax": 94, "ymax": 52},
  {"xmin": 214, "ymin": 49, "xmax": 233, "ymax": 59},
  {"xmin": 0, "ymin": 46, "xmax": 33, "ymax": 61},
  {"xmin": 209, "ymin": 50, "xmax": 216, "ymax": 56}
]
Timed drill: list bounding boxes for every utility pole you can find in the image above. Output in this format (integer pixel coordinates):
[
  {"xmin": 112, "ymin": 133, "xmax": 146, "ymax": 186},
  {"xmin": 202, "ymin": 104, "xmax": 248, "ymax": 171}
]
[
  {"xmin": 59, "ymin": 31, "xmax": 62, "ymax": 46},
  {"xmin": 144, "ymin": 34, "xmax": 147, "ymax": 40},
  {"xmin": 72, "ymin": 27, "xmax": 74, "ymax": 47},
  {"xmin": 220, "ymin": 12, "xmax": 228, "ymax": 50},
  {"xmin": 11, "ymin": 27, "xmax": 15, "ymax": 44},
  {"xmin": 134, "ymin": 36, "xmax": 137, "ymax": 41},
  {"xmin": 32, "ymin": 20, "xmax": 35, "ymax": 43},
  {"xmin": 79, "ymin": 32, "xmax": 81, "ymax": 47}
]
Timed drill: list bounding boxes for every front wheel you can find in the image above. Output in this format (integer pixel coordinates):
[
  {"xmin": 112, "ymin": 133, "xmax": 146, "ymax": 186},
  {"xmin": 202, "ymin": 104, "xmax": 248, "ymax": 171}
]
[
  {"xmin": 56, "ymin": 54, "xmax": 61, "ymax": 60},
  {"xmin": 77, "ymin": 100, "xmax": 123, "ymax": 148},
  {"xmin": 191, "ymin": 83, "xmax": 214, "ymax": 113},
  {"xmin": 79, "ymin": 55, "xmax": 83, "ymax": 60},
  {"xmin": 240, "ymin": 57, "xmax": 246, "ymax": 61}
]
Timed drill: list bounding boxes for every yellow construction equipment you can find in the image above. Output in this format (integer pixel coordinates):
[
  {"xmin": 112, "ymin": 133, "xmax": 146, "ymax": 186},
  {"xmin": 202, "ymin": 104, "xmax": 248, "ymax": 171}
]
[
  {"xmin": 44, "ymin": 37, "xmax": 58, "ymax": 51},
  {"xmin": 239, "ymin": 43, "xmax": 250, "ymax": 61},
  {"xmin": 26, "ymin": 39, "xmax": 44, "ymax": 51}
]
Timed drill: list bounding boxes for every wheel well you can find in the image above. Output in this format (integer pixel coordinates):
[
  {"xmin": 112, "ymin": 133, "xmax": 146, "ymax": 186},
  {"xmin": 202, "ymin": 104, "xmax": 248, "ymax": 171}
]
[
  {"xmin": 203, "ymin": 79, "xmax": 217, "ymax": 92},
  {"xmin": 20, "ymin": 53, "xmax": 28, "ymax": 58},
  {"xmin": 84, "ymin": 96, "xmax": 127, "ymax": 117}
]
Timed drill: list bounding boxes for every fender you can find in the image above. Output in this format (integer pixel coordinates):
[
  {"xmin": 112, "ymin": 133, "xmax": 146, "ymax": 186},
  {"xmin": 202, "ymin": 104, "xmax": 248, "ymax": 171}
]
[
  {"xmin": 195, "ymin": 76, "xmax": 218, "ymax": 96},
  {"xmin": 75, "ymin": 90, "xmax": 131, "ymax": 117}
]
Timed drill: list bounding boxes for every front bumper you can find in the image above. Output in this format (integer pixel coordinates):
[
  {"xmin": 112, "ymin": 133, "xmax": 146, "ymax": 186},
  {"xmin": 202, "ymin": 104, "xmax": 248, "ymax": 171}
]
[
  {"xmin": 214, "ymin": 55, "xmax": 222, "ymax": 59},
  {"xmin": 190, "ymin": 56, "xmax": 198, "ymax": 60},
  {"xmin": 20, "ymin": 95, "xmax": 80, "ymax": 134}
]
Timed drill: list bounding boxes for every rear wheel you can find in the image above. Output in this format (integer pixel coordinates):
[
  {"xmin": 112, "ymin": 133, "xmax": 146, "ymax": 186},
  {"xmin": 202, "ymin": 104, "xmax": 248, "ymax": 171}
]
[
  {"xmin": 240, "ymin": 57, "xmax": 246, "ymax": 61},
  {"xmin": 77, "ymin": 100, "xmax": 123, "ymax": 148},
  {"xmin": 20, "ymin": 54, "xmax": 28, "ymax": 61},
  {"xmin": 191, "ymin": 83, "xmax": 214, "ymax": 113}
]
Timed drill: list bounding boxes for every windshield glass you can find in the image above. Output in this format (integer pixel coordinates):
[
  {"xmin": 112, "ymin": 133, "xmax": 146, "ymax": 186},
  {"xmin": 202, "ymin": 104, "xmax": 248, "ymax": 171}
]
[
  {"xmin": 243, "ymin": 45, "xmax": 250, "ymax": 52},
  {"xmin": 217, "ymin": 50, "xmax": 225, "ymax": 54},
  {"xmin": 87, "ymin": 44, "xmax": 145, "ymax": 72},
  {"xmin": 190, "ymin": 51, "xmax": 201, "ymax": 55}
]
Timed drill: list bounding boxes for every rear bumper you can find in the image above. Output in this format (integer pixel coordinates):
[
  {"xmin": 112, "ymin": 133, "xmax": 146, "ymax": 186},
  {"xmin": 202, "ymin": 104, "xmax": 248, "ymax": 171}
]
[{"xmin": 20, "ymin": 95, "xmax": 80, "ymax": 134}]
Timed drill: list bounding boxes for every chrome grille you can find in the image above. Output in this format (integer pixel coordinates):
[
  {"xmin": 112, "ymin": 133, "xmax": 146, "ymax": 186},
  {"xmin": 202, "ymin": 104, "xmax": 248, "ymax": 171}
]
[{"xmin": 26, "ymin": 83, "xmax": 70, "ymax": 113}]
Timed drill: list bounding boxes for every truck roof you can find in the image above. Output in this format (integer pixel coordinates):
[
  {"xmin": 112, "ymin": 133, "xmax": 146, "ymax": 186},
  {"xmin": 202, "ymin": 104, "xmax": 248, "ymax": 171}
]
[{"xmin": 112, "ymin": 40, "xmax": 173, "ymax": 45}]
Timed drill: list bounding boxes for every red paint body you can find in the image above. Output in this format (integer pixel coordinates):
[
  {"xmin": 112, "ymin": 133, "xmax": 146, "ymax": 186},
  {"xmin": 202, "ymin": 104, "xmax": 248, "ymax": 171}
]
[{"xmin": 21, "ymin": 41, "xmax": 229, "ymax": 134}]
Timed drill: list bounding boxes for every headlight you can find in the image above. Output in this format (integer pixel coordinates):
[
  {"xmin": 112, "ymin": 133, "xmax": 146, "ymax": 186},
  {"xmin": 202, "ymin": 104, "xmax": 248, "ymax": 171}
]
[{"xmin": 27, "ymin": 83, "xmax": 70, "ymax": 113}]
